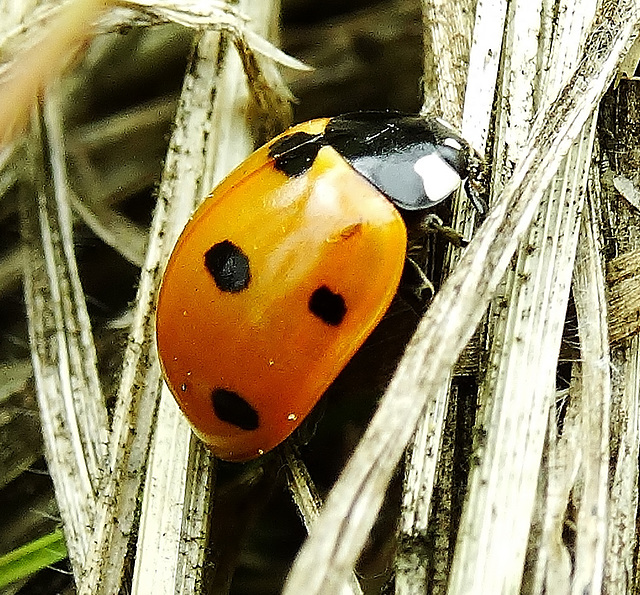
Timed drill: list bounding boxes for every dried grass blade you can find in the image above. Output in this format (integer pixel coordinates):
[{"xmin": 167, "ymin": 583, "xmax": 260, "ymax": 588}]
[
  {"xmin": 283, "ymin": 3, "xmax": 640, "ymax": 593},
  {"xmin": 21, "ymin": 91, "xmax": 108, "ymax": 575}
]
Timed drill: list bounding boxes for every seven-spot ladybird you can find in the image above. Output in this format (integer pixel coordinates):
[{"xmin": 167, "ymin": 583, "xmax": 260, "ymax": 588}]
[{"xmin": 156, "ymin": 112, "xmax": 484, "ymax": 461}]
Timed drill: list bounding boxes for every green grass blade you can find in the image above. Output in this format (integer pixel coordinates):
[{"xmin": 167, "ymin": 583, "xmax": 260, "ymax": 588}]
[{"xmin": 0, "ymin": 528, "xmax": 68, "ymax": 588}]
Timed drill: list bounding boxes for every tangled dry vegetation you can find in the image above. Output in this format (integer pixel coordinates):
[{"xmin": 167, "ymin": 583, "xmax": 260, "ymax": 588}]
[{"xmin": 1, "ymin": 0, "xmax": 640, "ymax": 594}]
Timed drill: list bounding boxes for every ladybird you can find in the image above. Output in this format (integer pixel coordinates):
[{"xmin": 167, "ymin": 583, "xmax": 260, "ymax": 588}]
[{"xmin": 156, "ymin": 112, "xmax": 483, "ymax": 461}]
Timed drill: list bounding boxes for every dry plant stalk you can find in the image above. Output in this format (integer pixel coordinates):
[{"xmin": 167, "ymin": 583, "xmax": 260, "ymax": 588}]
[
  {"xmin": 597, "ymin": 77, "xmax": 640, "ymax": 594},
  {"xmin": 21, "ymin": 91, "xmax": 109, "ymax": 578},
  {"xmin": 396, "ymin": 2, "xmax": 480, "ymax": 591},
  {"xmin": 129, "ymin": 2, "xmax": 292, "ymax": 591},
  {"xmin": 447, "ymin": 0, "xmax": 600, "ymax": 588},
  {"xmin": 284, "ymin": 1, "xmax": 640, "ymax": 593},
  {"xmin": 79, "ymin": 2, "xmax": 295, "ymax": 593},
  {"xmin": 5, "ymin": 0, "xmax": 303, "ymax": 592},
  {"xmin": 8, "ymin": 0, "xmax": 640, "ymax": 593}
]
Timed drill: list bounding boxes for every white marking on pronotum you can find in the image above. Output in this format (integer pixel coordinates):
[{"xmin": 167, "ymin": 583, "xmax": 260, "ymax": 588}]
[
  {"xmin": 413, "ymin": 153, "xmax": 462, "ymax": 204},
  {"xmin": 443, "ymin": 137, "xmax": 463, "ymax": 151}
]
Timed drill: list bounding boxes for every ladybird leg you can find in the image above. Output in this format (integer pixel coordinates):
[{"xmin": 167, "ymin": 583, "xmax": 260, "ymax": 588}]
[
  {"xmin": 419, "ymin": 213, "xmax": 469, "ymax": 248},
  {"xmin": 399, "ymin": 256, "xmax": 434, "ymax": 314},
  {"xmin": 466, "ymin": 179, "xmax": 489, "ymax": 217},
  {"xmin": 466, "ymin": 151, "xmax": 490, "ymax": 217}
]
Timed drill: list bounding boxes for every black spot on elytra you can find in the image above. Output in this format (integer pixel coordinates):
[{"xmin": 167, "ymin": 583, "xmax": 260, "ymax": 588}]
[
  {"xmin": 309, "ymin": 286, "xmax": 346, "ymax": 326},
  {"xmin": 211, "ymin": 388, "xmax": 259, "ymax": 431},
  {"xmin": 268, "ymin": 131, "xmax": 324, "ymax": 177},
  {"xmin": 204, "ymin": 240, "xmax": 250, "ymax": 292}
]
